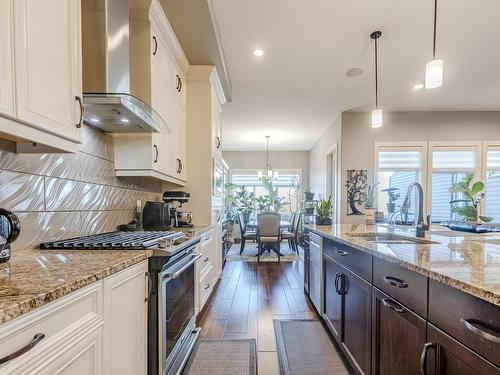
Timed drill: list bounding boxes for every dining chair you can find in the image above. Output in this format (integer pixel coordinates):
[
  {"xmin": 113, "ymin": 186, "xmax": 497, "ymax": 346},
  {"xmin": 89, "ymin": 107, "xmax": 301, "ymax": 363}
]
[
  {"xmin": 238, "ymin": 212, "xmax": 257, "ymax": 255},
  {"xmin": 282, "ymin": 211, "xmax": 302, "ymax": 253},
  {"xmin": 257, "ymin": 212, "xmax": 281, "ymax": 262}
]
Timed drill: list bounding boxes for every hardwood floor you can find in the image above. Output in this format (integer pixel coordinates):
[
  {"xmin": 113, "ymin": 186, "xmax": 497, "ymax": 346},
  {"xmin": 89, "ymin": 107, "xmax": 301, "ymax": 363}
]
[{"xmin": 197, "ymin": 259, "xmax": 317, "ymax": 374}]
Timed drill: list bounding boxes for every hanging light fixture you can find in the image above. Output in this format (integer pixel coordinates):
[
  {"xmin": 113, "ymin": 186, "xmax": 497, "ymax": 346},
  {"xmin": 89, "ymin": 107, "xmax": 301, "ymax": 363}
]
[
  {"xmin": 425, "ymin": 0, "xmax": 443, "ymax": 89},
  {"xmin": 258, "ymin": 136, "xmax": 278, "ymax": 180},
  {"xmin": 370, "ymin": 31, "xmax": 383, "ymax": 128}
]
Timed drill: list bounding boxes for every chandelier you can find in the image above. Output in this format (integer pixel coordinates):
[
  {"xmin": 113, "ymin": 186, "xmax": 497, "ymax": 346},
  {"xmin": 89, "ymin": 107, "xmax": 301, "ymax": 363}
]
[{"xmin": 258, "ymin": 136, "xmax": 278, "ymax": 180}]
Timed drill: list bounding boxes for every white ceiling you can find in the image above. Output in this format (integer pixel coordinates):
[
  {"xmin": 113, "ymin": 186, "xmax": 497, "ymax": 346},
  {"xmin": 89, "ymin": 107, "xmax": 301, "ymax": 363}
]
[{"xmin": 211, "ymin": 0, "xmax": 500, "ymax": 151}]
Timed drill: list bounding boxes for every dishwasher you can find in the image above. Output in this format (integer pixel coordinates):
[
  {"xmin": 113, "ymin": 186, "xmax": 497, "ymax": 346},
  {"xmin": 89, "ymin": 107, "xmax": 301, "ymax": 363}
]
[{"xmin": 308, "ymin": 232, "xmax": 323, "ymax": 314}]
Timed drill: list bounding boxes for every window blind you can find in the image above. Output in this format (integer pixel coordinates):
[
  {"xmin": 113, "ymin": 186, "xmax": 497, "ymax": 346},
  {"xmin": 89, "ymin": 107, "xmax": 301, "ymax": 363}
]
[
  {"xmin": 231, "ymin": 170, "xmax": 300, "ymax": 186},
  {"xmin": 487, "ymin": 148, "xmax": 500, "ymax": 171},
  {"xmin": 378, "ymin": 150, "xmax": 422, "ymax": 171},
  {"xmin": 432, "ymin": 150, "xmax": 476, "ymax": 171}
]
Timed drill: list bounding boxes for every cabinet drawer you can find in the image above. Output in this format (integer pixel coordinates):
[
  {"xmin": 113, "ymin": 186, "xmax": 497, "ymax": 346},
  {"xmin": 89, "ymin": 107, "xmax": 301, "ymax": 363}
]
[
  {"xmin": 428, "ymin": 279, "xmax": 500, "ymax": 368},
  {"xmin": 324, "ymin": 238, "xmax": 372, "ymax": 282},
  {"xmin": 197, "ymin": 252, "xmax": 213, "ymax": 277},
  {"xmin": 200, "ymin": 230, "xmax": 214, "ymax": 249},
  {"xmin": 0, "ymin": 282, "xmax": 102, "ymax": 365},
  {"xmin": 200, "ymin": 266, "xmax": 214, "ymax": 307},
  {"xmin": 373, "ymin": 257, "xmax": 428, "ymax": 317}
]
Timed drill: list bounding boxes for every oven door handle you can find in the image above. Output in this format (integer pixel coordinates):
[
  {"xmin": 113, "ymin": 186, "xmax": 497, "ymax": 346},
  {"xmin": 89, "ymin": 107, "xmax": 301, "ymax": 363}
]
[{"xmin": 163, "ymin": 254, "xmax": 201, "ymax": 281}]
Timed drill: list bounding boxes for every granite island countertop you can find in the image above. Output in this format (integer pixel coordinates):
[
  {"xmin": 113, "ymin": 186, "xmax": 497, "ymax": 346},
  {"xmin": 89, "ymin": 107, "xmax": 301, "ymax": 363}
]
[
  {"xmin": 0, "ymin": 248, "xmax": 153, "ymax": 325},
  {"xmin": 306, "ymin": 224, "xmax": 500, "ymax": 307}
]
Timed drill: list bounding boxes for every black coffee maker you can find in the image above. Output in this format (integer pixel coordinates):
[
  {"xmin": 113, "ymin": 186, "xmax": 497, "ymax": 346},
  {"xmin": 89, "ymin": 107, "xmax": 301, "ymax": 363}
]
[{"xmin": 0, "ymin": 209, "xmax": 21, "ymax": 263}]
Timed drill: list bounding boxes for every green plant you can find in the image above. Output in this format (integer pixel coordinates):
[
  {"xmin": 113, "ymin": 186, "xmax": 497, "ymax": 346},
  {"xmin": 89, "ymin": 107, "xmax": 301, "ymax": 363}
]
[
  {"xmin": 315, "ymin": 196, "xmax": 332, "ymax": 219},
  {"xmin": 363, "ymin": 182, "xmax": 379, "ymax": 209},
  {"xmin": 234, "ymin": 186, "xmax": 255, "ymax": 215},
  {"xmin": 449, "ymin": 173, "xmax": 493, "ymax": 223},
  {"xmin": 255, "ymin": 195, "xmax": 271, "ymax": 212},
  {"xmin": 388, "ymin": 190, "xmax": 400, "ymax": 204}
]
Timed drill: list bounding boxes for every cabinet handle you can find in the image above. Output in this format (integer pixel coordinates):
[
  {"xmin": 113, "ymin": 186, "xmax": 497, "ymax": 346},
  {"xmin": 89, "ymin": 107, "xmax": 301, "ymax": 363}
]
[
  {"xmin": 204, "ymin": 284, "xmax": 211, "ymax": 290},
  {"xmin": 75, "ymin": 96, "xmax": 83, "ymax": 128},
  {"xmin": 334, "ymin": 272, "xmax": 342, "ymax": 295},
  {"xmin": 152, "ymin": 36, "xmax": 158, "ymax": 55},
  {"xmin": 176, "ymin": 158, "xmax": 181, "ymax": 173},
  {"xmin": 179, "ymin": 159, "xmax": 183, "ymax": 173},
  {"xmin": 0, "ymin": 333, "xmax": 45, "ymax": 365},
  {"xmin": 145, "ymin": 272, "xmax": 153, "ymax": 302},
  {"xmin": 383, "ymin": 275, "xmax": 409, "ymax": 288},
  {"xmin": 461, "ymin": 319, "xmax": 500, "ymax": 344},
  {"xmin": 204, "ymin": 256, "xmax": 210, "ymax": 262},
  {"xmin": 153, "ymin": 145, "xmax": 159, "ymax": 163},
  {"xmin": 179, "ymin": 76, "xmax": 182, "ymax": 92},
  {"xmin": 419, "ymin": 342, "xmax": 434, "ymax": 375},
  {"xmin": 381, "ymin": 298, "xmax": 406, "ymax": 313},
  {"xmin": 175, "ymin": 75, "xmax": 180, "ymax": 91},
  {"xmin": 216, "ymin": 136, "xmax": 221, "ymax": 149},
  {"xmin": 335, "ymin": 249, "xmax": 348, "ymax": 256}
]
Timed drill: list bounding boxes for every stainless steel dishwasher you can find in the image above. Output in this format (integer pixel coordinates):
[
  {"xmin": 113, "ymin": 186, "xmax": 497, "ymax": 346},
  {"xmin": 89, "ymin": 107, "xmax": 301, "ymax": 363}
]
[{"xmin": 308, "ymin": 232, "xmax": 323, "ymax": 313}]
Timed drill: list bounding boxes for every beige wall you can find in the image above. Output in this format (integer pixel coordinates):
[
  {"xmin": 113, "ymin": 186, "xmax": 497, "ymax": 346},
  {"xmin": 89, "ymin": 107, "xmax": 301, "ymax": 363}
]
[
  {"xmin": 0, "ymin": 125, "xmax": 162, "ymax": 251},
  {"xmin": 308, "ymin": 115, "xmax": 342, "ymax": 221},
  {"xmin": 223, "ymin": 150, "xmax": 310, "ymax": 188},
  {"xmin": 340, "ymin": 111, "xmax": 500, "ymax": 223}
]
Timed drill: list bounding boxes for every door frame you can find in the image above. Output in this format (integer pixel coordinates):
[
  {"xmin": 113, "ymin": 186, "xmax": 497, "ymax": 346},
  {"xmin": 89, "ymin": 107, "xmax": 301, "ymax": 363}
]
[{"xmin": 324, "ymin": 143, "xmax": 340, "ymax": 224}]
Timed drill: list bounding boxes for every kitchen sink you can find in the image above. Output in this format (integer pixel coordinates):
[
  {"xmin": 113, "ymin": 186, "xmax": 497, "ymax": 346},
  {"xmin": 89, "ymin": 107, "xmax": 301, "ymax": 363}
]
[{"xmin": 346, "ymin": 232, "xmax": 439, "ymax": 245}]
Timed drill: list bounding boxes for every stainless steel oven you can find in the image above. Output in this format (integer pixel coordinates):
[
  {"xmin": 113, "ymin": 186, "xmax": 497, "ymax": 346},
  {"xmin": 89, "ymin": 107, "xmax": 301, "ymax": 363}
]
[{"xmin": 159, "ymin": 248, "xmax": 200, "ymax": 374}]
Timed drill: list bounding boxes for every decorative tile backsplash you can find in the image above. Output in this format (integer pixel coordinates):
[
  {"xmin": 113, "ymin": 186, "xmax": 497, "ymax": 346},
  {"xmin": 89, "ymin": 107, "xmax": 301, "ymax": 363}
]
[{"xmin": 0, "ymin": 125, "xmax": 162, "ymax": 251}]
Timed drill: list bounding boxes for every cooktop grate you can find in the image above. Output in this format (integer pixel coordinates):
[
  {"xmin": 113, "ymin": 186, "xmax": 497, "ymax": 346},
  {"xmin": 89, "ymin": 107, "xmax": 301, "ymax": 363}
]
[{"xmin": 40, "ymin": 231, "xmax": 182, "ymax": 250}]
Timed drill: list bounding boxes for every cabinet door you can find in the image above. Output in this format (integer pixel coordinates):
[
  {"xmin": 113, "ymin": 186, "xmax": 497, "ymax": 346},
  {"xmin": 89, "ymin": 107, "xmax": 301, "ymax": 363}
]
[
  {"xmin": 0, "ymin": 0, "xmax": 15, "ymax": 117},
  {"xmin": 372, "ymin": 288, "xmax": 426, "ymax": 375},
  {"xmin": 342, "ymin": 268, "xmax": 372, "ymax": 375},
  {"xmin": 14, "ymin": 0, "xmax": 82, "ymax": 142},
  {"xmin": 423, "ymin": 324, "xmax": 500, "ymax": 375},
  {"xmin": 103, "ymin": 261, "xmax": 148, "ymax": 375},
  {"xmin": 175, "ymin": 102, "xmax": 187, "ymax": 181},
  {"xmin": 323, "ymin": 254, "xmax": 344, "ymax": 341}
]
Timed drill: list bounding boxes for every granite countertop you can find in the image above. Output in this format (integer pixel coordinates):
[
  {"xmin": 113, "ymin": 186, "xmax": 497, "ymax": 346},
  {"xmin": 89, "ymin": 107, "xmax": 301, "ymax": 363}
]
[
  {"xmin": 0, "ymin": 248, "xmax": 152, "ymax": 325},
  {"xmin": 306, "ymin": 224, "xmax": 500, "ymax": 307}
]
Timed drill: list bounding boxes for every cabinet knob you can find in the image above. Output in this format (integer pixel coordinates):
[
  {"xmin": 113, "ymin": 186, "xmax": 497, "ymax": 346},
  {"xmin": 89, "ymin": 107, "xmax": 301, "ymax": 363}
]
[{"xmin": 75, "ymin": 96, "xmax": 83, "ymax": 128}]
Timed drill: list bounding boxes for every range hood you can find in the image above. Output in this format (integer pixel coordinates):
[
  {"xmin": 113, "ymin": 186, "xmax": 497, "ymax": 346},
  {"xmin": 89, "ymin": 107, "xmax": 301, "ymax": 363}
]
[{"xmin": 82, "ymin": 0, "xmax": 168, "ymax": 133}]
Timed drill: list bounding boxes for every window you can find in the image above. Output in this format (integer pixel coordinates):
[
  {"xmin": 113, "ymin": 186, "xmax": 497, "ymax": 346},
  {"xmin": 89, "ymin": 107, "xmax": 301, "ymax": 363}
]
[
  {"xmin": 230, "ymin": 170, "xmax": 301, "ymax": 213},
  {"xmin": 430, "ymin": 147, "xmax": 479, "ymax": 223},
  {"xmin": 376, "ymin": 146, "xmax": 424, "ymax": 223},
  {"xmin": 486, "ymin": 147, "xmax": 500, "ymax": 222}
]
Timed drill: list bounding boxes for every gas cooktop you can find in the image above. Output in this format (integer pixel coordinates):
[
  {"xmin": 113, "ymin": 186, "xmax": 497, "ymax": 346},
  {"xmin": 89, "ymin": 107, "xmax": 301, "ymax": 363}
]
[{"xmin": 40, "ymin": 231, "xmax": 185, "ymax": 250}]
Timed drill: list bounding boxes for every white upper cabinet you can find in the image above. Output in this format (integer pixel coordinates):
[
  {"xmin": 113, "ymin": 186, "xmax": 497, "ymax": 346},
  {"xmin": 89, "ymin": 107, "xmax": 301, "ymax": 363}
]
[
  {"xmin": 14, "ymin": 0, "xmax": 82, "ymax": 143},
  {"xmin": 0, "ymin": 0, "xmax": 15, "ymax": 117},
  {"xmin": 0, "ymin": 0, "xmax": 82, "ymax": 152}
]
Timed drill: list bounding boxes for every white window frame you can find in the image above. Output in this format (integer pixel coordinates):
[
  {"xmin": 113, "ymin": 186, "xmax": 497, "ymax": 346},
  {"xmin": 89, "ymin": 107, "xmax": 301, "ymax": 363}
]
[
  {"xmin": 482, "ymin": 141, "xmax": 500, "ymax": 216},
  {"xmin": 427, "ymin": 141, "xmax": 482, "ymax": 222},
  {"xmin": 374, "ymin": 142, "xmax": 427, "ymax": 213}
]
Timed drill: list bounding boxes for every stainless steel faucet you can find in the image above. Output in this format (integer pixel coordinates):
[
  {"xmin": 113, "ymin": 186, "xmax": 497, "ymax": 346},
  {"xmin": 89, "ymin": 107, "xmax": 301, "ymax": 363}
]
[{"xmin": 401, "ymin": 182, "xmax": 430, "ymax": 237}]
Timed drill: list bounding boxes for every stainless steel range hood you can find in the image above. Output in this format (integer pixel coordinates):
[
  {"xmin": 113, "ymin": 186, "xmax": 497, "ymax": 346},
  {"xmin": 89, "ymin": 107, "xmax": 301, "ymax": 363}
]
[{"xmin": 82, "ymin": 0, "xmax": 168, "ymax": 133}]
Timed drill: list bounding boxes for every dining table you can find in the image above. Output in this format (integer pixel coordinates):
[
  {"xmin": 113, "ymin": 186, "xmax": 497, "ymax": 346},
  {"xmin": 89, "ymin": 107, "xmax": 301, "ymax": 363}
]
[{"xmin": 246, "ymin": 220, "xmax": 292, "ymax": 229}]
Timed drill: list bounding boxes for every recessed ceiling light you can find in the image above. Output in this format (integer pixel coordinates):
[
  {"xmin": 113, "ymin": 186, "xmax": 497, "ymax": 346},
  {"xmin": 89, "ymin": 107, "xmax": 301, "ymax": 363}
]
[
  {"xmin": 345, "ymin": 67, "xmax": 363, "ymax": 77},
  {"xmin": 253, "ymin": 49, "xmax": 264, "ymax": 57},
  {"xmin": 121, "ymin": 118, "xmax": 129, "ymax": 123},
  {"xmin": 413, "ymin": 83, "xmax": 424, "ymax": 90}
]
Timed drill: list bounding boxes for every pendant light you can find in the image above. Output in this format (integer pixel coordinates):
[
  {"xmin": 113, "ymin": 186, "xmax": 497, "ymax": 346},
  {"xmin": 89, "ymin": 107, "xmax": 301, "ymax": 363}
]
[
  {"xmin": 370, "ymin": 31, "xmax": 383, "ymax": 128},
  {"xmin": 425, "ymin": 0, "xmax": 443, "ymax": 89},
  {"xmin": 258, "ymin": 136, "xmax": 278, "ymax": 180}
]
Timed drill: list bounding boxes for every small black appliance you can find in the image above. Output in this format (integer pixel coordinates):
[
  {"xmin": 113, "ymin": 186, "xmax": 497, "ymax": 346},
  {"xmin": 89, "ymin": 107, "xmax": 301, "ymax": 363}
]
[
  {"xmin": 142, "ymin": 201, "xmax": 172, "ymax": 231},
  {"xmin": 162, "ymin": 191, "xmax": 191, "ymax": 228},
  {"xmin": 0, "ymin": 208, "xmax": 21, "ymax": 263}
]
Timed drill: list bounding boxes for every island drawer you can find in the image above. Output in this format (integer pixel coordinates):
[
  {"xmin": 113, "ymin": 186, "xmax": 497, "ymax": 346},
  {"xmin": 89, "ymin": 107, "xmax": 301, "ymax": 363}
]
[
  {"xmin": 323, "ymin": 238, "xmax": 372, "ymax": 282},
  {"xmin": 428, "ymin": 279, "xmax": 500, "ymax": 368},
  {"xmin": 373, "ymin": 257, "xmax": 428, "ymax": 317}
]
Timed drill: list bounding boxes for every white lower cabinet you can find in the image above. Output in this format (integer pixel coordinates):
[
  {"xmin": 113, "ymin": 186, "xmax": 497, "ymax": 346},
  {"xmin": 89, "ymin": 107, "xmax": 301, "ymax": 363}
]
[
  {"xmin": 196, "ymin": 228, "xmax": 222, "ymax": 312},
  {"xmin": 0, "ymin": 260, "xmax": 148, "ymax": 375}
]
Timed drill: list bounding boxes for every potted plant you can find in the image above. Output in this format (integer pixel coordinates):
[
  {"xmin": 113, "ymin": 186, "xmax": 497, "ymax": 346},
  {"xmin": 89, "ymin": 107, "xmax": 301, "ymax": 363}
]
[
  {"xmin": 315, "ymin": 196, "xmax": 332, "ymax": 225},
  {"xmin": 382, "ymin": 188, "xmax": 400, "ymax": 214},
  {"xmin": 304, "ymin": 201, "xmax": 315, "ymax": 215},
  {"xmin": 304, "ymin": 188, "xmax": 315, "ymax": 201},
  {"xmin": 363, "ymin": 182, "xmax": 379, "ymax": 225},
  {"xmin": 234, "ymin": 187, "xmax": 255, "ymax": 224},
  {"xmin": 449, "ymin": 173, "xmax": 493, "ymax": 225}
]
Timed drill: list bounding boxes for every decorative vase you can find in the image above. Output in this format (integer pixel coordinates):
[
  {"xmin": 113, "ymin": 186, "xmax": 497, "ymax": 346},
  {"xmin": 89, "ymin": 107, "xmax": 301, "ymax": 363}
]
[
  {"xmin": 365, "ymin": 208, "xmax": 376, "ymax": 225},
  {"xmin": 304, "ymin": 192, "xmax": 315, "ymax": 201},
  {"xmin": 316, "ymin": 217, "xmax": 332, "ymax": 225},
  {"xmin": 386, "ymin": 203, "xmax": 395, "ymax": 214},
  {"xmin": 305, "ymin": 207, "xmax": 315, "ymax": 215}
]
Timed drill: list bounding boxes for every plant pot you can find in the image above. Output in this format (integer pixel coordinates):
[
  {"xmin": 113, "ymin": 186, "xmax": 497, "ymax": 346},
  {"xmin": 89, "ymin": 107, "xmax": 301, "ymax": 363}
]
[
  {"xmin": 305, "ymin": 207, "xmax": 315, "ymax": 215},
  {"xmin": 365, "ymin": 208, "xmax": 376, "ymax": 225},
  {"xmin": 243, "ymin": 212, "xmax": 251, "ymax": 224},
  {"xmin": 316, "ymin": 217, "xmax": 332, "ymax": 225},
  {"xmin": 304, "ymin": 192, "xmax": 315, "ymax": 201},
  {"xmin": 386, "ymin": 203, "xmax": 395, "ymax": 214},
  {"xmin": 375, "ymin": 211, "xmax": 384, "ymax": 222}
]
